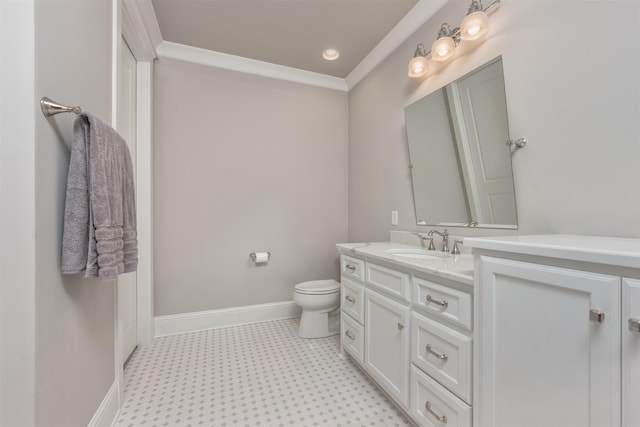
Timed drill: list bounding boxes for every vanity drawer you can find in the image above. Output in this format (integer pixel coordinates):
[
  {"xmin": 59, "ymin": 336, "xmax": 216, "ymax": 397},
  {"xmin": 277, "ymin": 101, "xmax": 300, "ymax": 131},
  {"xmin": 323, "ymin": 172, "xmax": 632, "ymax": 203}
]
[
  {"xmin": 411, "ymin": 312, "xmax": 472, "ymax": 403},
  {"xmin": 367, "ymin": 262, "xmax": 410, "ymax": 302},
  {"xmin": 341, "ymin": 277, "xmax": 364, "ymax": 324},
  {"xmin": 413, "ymin": 278, "xmax": 472, "ymax": 331},
  {"xmin": 410, "ymin": 365, "xmax": 471, "ymax": 427},
  {"xmin": 341, "ymin": 313, "xmax": 364, "ymax": 364},
  {"xmin": 341, "ymin": 255, "xmax": 365, "ymax": 282}
]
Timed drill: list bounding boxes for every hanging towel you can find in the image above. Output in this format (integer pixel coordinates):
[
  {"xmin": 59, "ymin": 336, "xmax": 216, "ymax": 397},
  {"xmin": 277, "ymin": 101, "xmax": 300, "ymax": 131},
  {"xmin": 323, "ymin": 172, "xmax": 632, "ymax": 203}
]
[{"xmin": 61, "ymin": 113, "xmax": 138, "ymax": 280}]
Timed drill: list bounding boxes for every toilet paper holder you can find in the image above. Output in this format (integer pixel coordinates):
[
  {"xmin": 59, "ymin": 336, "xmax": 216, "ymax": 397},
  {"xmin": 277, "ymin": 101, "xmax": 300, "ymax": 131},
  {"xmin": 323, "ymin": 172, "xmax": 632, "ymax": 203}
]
[{"xmin": 249, "ymin": 252, "xmax": 271, "ymax": 262}]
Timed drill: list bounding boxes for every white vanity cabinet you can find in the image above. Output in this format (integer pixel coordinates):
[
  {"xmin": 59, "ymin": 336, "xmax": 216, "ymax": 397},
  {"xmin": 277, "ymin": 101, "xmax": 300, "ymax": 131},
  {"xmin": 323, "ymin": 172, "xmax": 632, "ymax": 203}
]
[
  {"xmin": 410, "ymin": 274, "xmax": 473, "ymax": 427},
  {"xmin": 363, "ymin": 261, "xmax": 411, "ymax": 408},
  {"xmin": 337, "ymin": 244, "xmax": 475, "ymax": 425},
  {"xmin": 476, "ymin": 257, "xmax": 620, "ymax": 427},
  {"xmin": 340, "ymin": 254, "xmax": 366, "ymax": 365},
  {"xmin": 364, "ymin": 288, "xmax": 410, "ymax": 407},
  {"xmin": 623, "ymin": 278, "xmax": 640, "ymax": 427},
  {"xmin": 339, "ymin": 254, "xmax": 412, "ymax": 408},
  {"xmin": 467, "ymin": 235, "xmax": 640, "ymax": 427}
]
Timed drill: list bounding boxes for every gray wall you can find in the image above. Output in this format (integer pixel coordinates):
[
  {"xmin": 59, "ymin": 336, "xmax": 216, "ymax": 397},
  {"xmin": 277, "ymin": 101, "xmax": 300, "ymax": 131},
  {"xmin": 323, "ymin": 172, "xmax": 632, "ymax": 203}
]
[
  {"xmin": 1, "ymin": 1, "xmax": 36, "ymax": 425},
  {"xmin": 34, "ymin": 0, "xmax": 115, "ymax": 425},
  {"xmin": 153, "ymin": 58, "xmax": 349, "ymax": 316},
  {"xmin": 349, "ymin": 0, "xmax": 640, "ymax": 241}
]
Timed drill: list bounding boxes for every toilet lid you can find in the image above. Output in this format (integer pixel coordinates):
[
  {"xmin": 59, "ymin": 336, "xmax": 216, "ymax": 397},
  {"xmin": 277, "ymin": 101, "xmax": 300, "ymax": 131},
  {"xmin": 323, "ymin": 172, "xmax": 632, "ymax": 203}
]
[{"xmin": 294, "ymin": 279, "xmax": 340, "ymax": 295}]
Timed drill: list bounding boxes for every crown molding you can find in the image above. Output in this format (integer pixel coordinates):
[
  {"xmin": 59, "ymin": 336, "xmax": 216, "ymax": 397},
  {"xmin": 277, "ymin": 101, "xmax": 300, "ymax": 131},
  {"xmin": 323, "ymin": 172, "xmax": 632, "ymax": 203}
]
[
  {"xmin": 122, "ymin": 0, "xmax": 162, "ymax": 61},
  {"xmin": 157, "ymin": 41, "xmax": 349, "ymax": 92},
  {"xmin": 147, "ymin": 0, "xmax": 447, "ymax": 92},
  {"xmin": 345, "ymin": 0, "xmax": 449, "ymax": 90}
]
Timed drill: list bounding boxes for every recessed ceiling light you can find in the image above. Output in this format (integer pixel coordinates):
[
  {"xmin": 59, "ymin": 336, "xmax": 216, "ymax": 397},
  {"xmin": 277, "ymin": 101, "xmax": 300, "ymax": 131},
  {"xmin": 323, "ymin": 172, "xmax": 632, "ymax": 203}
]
[{"xmin": 322, "ymin": 48, "xmax": 340, "ymax": 61}]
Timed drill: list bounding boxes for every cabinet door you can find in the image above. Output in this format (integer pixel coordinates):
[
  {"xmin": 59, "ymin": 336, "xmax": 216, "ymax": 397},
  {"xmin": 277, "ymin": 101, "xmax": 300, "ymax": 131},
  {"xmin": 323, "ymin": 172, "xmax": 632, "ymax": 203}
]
[
  {"xmin": 623, "ymin": 278, "xmax": 640, "ymax": 427},
  {"xmin": 365, "ymin": 289, "xmax": 410, "ymax": 408},
  {"xmin": 476, "ymin": 256, "xmax": 621, "ymax": 427}
]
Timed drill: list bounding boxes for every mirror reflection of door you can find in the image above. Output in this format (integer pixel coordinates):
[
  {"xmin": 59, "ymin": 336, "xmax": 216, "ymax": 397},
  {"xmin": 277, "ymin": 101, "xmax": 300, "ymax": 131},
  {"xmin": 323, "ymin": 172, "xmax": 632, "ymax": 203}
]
[
  {"xmin": 404, "ymin": 56, "xmax": 518, "ymax": 229},
  {"xmin": 447, "ymin": 59, "xmax": 516, "ymax": 226}
]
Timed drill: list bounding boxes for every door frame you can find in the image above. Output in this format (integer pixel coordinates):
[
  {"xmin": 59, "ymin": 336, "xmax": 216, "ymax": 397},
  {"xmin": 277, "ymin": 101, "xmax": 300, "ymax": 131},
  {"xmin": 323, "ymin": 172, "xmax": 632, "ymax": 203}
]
[{"xmin": 112, "ymin": 0, "xmax": 161, "ymax": 403}]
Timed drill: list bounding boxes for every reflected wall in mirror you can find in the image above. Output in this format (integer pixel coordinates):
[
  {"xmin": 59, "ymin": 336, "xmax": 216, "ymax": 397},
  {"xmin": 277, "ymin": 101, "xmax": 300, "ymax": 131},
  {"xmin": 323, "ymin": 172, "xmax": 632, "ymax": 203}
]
[{"xmin": 404, "ymin": 56, "xmax": 517, "ymax": 229}]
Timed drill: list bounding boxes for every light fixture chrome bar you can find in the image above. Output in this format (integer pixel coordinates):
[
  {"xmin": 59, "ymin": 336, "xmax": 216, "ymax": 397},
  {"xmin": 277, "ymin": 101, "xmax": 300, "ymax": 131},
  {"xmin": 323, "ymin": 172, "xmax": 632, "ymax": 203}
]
[
  {"xmin": 411, "ymin": 0, "xmax": 501, "ymax": 62},
  {"xmin": 484, "ymin": 0, "xmax": 501, "ymax": 15},
  {"xmin": 40, "ymin": 97, "xmax": 82, "ymax": 117}
]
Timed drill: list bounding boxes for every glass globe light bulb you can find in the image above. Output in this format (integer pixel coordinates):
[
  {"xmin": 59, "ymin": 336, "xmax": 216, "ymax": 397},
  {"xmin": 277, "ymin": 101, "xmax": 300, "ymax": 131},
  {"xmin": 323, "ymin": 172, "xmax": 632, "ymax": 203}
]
[
  {"xmin": 431, "ymin": 36, "xmax": 456, "ymax": 62},
  {"xmin": 461, "ymin": 10, "xmax": 489, "ymax": 41},
  {"xmin": 408, "ymin": 55, "xmax": 429, "ymax": 78}
]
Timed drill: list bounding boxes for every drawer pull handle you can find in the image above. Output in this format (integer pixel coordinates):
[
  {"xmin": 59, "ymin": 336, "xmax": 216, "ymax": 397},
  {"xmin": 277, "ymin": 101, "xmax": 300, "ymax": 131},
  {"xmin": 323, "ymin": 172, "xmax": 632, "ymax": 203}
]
[
  {"xmin": 589, "ymin": 309, "xmax": 605, "ymax": 324},
  {"xmin": 427, "ymin": 294, "xmax": 449, "ymax": 309},
  {"xmin": 345, "ymin": 330, "xmax": 356, "ymax": 341},
  {"xmin": 345, "ymin": 264, "xmax": 356, "ymax": 272},
  {"xmin": 426, "ymin": 344, "xmax": 448, "ymax": 361},
  {"xmin": 630, "ymin": 318, "xmax": 640, "ymax": 333},
  {"xmin": 345, "ymin": 295, "xmax": 356, "ymax": 304},
  {"xmin": 425, "ymin": 401, "xmax": 447, "ymax": 424},
  {"xmin": 397, "ymin": 323, "xmax": 405, "ymax": 330}
]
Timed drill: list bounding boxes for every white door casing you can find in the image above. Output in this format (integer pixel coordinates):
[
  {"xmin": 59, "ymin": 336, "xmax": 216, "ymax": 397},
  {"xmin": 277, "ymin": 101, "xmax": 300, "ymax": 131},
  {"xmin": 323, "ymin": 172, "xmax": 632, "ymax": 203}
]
[
  {"xmin": 117, "ymin": 39, "xmax": 138, "ymax": 364},
  {"xmin": 113, "ymin": 0, "xmax": 159, "ymax": 408}
]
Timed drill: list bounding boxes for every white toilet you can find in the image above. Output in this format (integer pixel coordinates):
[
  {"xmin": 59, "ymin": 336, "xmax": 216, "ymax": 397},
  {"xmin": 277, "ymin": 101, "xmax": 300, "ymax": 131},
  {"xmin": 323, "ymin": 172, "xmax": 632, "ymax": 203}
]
[{"xmin": 293, "ymin": 279, "xmax": 341, "ymax": 338}]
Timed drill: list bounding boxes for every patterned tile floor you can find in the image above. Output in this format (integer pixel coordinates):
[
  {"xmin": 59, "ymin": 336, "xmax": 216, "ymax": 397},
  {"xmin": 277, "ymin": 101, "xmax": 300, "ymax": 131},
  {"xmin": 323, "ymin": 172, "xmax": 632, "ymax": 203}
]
[{"xmin": 116, "ymin": 318, "xmax": 412, "ymax": 427}]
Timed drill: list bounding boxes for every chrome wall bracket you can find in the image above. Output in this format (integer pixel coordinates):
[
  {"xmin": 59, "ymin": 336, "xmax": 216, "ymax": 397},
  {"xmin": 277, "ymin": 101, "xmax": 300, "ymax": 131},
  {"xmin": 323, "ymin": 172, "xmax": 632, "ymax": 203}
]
[
  {"xmin": 506, "ymin": 137, "xmax": 527, "ymax": 149},
  {"xmin": 40, "ymin": 97, "xmax": 82, "ymax": 117}
]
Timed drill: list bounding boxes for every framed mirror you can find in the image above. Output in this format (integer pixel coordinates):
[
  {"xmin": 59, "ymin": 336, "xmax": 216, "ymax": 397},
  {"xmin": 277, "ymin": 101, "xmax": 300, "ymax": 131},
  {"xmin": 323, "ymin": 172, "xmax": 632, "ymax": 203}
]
[{"xmin": 404, "ymin": 56, "xmax": 517, "ymax": 229}]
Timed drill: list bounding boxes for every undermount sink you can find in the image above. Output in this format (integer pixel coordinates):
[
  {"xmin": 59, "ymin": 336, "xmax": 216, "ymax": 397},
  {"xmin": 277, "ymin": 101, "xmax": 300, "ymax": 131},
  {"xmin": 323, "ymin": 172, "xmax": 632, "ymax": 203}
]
[{"xmin": 384, "ymin": 248, "xmax": 449, "ymax": 260}]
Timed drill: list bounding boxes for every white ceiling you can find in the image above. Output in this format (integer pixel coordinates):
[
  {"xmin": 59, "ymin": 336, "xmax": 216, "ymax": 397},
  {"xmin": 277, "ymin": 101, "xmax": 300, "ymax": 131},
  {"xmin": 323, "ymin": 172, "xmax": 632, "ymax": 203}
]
[{"xmin": 151, "ymin": 0, "xmax": 421, "ymax": 79}]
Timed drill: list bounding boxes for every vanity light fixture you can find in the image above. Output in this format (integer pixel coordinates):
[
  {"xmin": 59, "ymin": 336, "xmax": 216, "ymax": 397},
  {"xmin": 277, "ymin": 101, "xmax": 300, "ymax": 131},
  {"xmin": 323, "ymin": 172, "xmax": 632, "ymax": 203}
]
[
  {"xmin": 408, "ymin": 44, "xmax": 429, "ymax": 78},
  {"xmin": 461, "ymin": 0, "xmax": 490, "ymax": 41},
  {"xmin": 322, "ymin": 48, "xmax": 340, "ymax": 61},
  {"xmin": 408, "ymin": 0, "xmax": 500, "ymax": 78},
  {"xmin": 431, "ymin": 24, "xmax": 457, "ymax": 62}
]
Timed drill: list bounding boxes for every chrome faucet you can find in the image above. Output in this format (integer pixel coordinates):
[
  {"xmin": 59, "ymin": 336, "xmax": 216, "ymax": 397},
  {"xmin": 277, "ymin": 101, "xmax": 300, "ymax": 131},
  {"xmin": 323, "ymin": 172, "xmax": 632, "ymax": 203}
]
[
  {"xmin": 428, "ymin": 229, "xmax": 449, "ymax": 253},
  {"xmin": 413, "ymin": 232, "xmax": 436, "ymax": 250}
]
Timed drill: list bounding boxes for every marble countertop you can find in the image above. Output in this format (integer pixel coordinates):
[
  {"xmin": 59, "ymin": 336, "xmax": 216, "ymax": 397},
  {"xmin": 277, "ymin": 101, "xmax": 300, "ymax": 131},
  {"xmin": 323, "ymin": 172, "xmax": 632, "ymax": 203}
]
[
  {"xmin": 465, "ymin": 234, "xmax": 640, "ymax": 269},
  {"xmin": 336, "ymin": 241, "xmax": 474, "ymax": 286}
]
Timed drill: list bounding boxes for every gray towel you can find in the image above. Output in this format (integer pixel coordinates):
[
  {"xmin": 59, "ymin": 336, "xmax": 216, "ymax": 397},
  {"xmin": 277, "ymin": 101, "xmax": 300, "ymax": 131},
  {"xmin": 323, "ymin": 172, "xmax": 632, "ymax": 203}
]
[{"xmin": 61, "ymin": 113, "xmax": 138, "ymax": 280}]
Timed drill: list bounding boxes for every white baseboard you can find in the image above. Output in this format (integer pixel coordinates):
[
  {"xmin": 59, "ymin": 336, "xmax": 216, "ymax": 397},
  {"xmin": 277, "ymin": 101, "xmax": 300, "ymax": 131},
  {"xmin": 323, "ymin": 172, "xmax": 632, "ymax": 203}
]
[
  {"xmin": 87, "ymin": 381, "xmax": 119, "ymax": 427},
  {"xmin": 155, "ymin": 300, "xmax": 302, "ymax": 337}
]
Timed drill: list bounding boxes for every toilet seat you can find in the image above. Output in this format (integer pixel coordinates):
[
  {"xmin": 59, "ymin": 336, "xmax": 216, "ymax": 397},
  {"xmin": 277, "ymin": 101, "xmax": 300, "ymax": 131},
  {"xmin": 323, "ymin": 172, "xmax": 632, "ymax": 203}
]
[{"xmin": 294, "ymin": 279, "xmax": 340, "ymax": 295}]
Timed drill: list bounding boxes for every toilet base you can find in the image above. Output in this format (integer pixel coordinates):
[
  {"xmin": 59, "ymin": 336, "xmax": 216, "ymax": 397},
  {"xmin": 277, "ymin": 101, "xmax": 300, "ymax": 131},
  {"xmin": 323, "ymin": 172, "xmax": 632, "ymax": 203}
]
[{"xmin": 298, "ymin": 308, "xmax": 340, "ymax": 339}]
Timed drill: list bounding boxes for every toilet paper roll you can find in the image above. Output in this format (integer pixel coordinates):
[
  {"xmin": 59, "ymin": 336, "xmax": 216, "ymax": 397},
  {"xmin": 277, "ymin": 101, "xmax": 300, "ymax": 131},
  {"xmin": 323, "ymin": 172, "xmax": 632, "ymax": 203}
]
[{"xmin": 253, "ymin": 252, "xmax": 269, "ymax": 264}]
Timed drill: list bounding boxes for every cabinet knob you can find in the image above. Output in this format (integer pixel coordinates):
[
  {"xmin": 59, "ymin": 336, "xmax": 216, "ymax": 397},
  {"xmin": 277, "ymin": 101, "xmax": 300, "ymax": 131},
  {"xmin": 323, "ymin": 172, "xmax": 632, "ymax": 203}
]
[
  {"xmin": 589, "ymin": 309, "xmax": 605, "ymax": 324},
  {"xmin": 397, "ymin": 323, "xmax": 405, "ymax": 330},
  {"xmin": 345, "ymin": 295, "xmax": 356, "ymax": 304},
  {"xmin": 629, "ymin": 318, "xmax": 640, "ymax": 333},
  {"xmin": 425, "ymin": 401, "xmax": 448, "ymax": 423},
  {"xmin": 345, "ymin": 264, "xmax": 356, "ymax": 272},
  {"xmin": 344, "ymin": 330, "xmax": 356, "ymax": 341}
]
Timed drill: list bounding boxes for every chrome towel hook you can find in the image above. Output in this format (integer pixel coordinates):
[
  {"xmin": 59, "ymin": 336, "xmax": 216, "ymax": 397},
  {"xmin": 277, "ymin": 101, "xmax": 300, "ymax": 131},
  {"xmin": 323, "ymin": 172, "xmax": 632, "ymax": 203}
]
[{"xmin": 40, "ymin": 97, "xmax": 82, "ymax": 117}]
